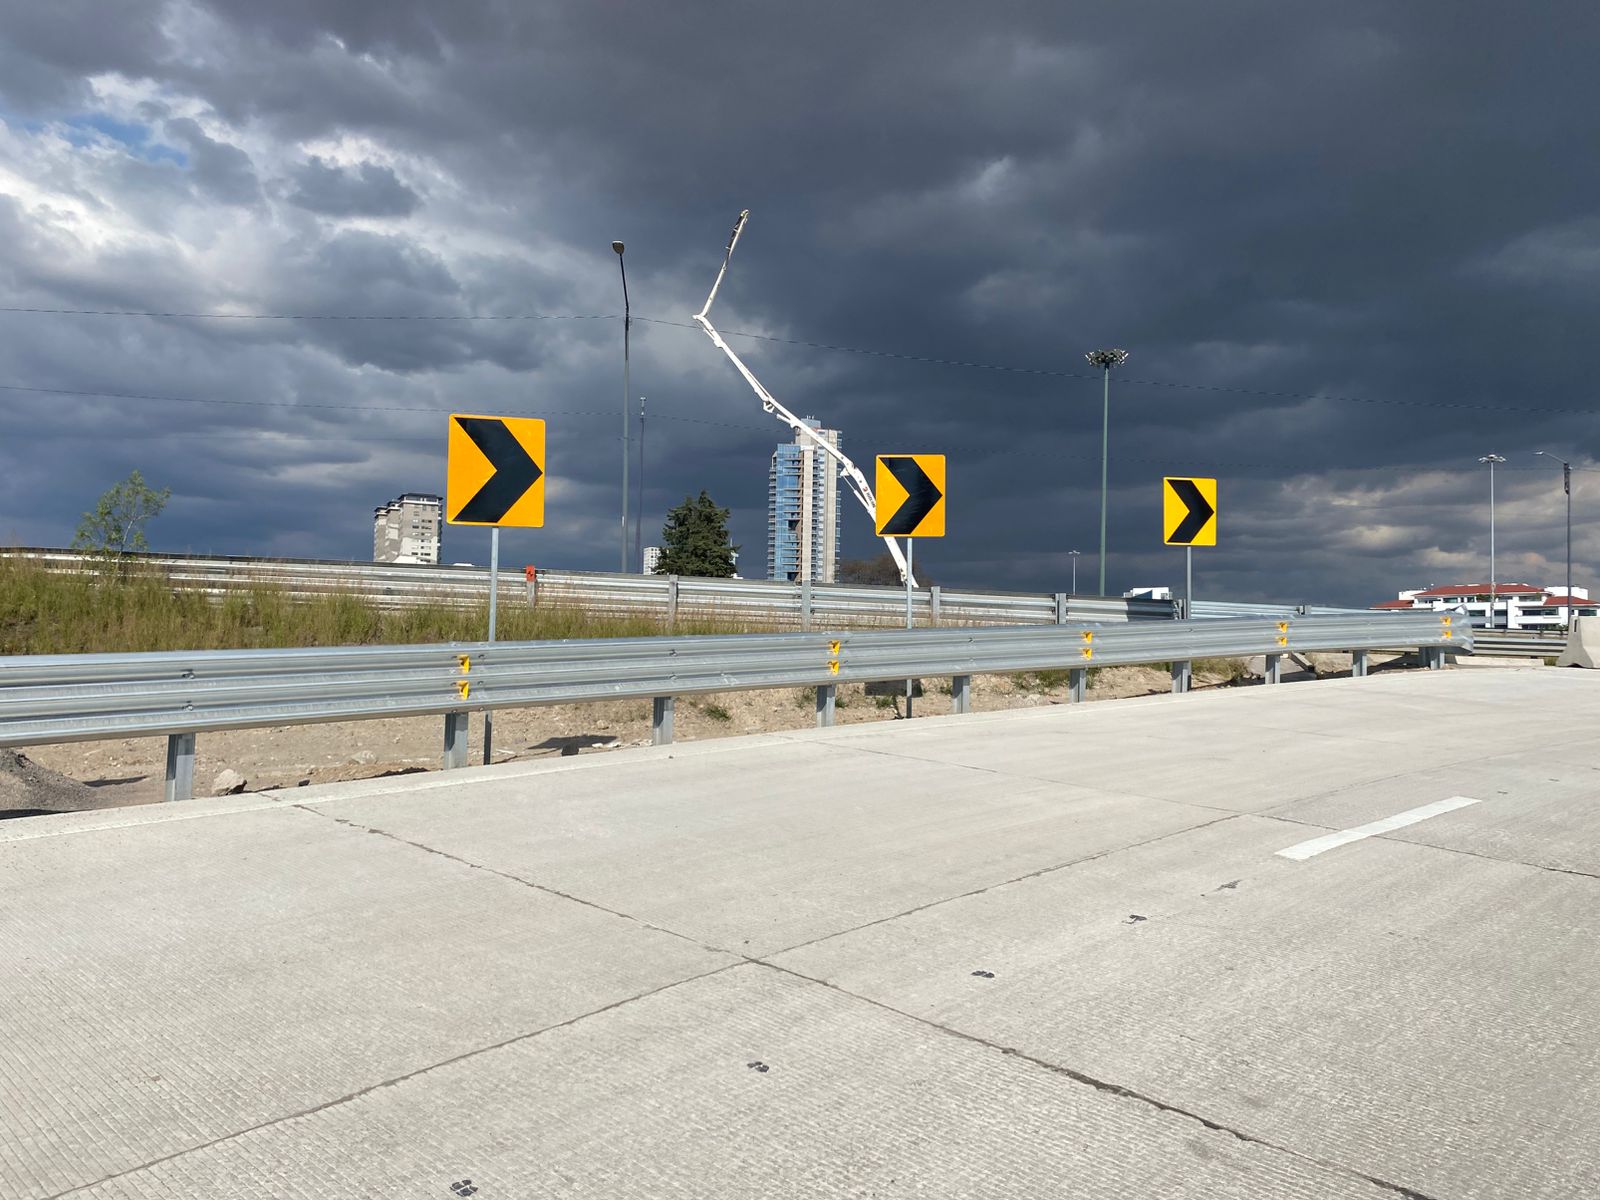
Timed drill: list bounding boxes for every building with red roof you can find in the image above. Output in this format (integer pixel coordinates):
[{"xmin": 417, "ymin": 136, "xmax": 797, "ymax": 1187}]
[{"xmin": 1372, "ymin": 582, "xmax": 1595, "ymax": 629}]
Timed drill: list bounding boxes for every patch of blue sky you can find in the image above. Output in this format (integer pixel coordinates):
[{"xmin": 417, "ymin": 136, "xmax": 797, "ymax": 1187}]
[{"xmin": 62, "ymin": 112, "xmax": 187, "ymax": 165}]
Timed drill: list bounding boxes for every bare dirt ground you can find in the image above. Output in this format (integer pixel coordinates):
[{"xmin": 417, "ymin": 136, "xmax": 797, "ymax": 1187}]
[{"xmin": 10, "ymin": 656, "xmax": 1375, "ymax": 816}]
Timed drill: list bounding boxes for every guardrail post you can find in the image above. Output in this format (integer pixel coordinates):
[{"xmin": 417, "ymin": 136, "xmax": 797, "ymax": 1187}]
[
  {"xmin": 1055, "ymin": 592, "xmax": 1068, "ymax": 624},
  {"xmin": 1264, "ymin": 654, "xmax": 1281, "ymax": 685},
  {"xmin": 652, "ymin": 696, "xmax": 675, "ymax": 745},
  {"xmin": 816, "ymin": 684, "xmax": 837, "ymax": 726},
  {"xmin": 1425, "ymin": 646, "xmax": 1444, "ymax": 670},
  {"xmin": 442, "ymin": 712, "xmax": 469, "ymax": 769},
  {"xmin": 800, "ymin": 580, "xmax": 813, "ymax": 632},
  {"xmin": 1171, "ymin": 660, "xmax": 1192, "ymax": 694},
  {"xmin": 163, "ymin": 733, "xmax": 195, "ymax": 802},
  {"xmin": 1069, "ymin": 667, "xmax": 1087, "ymax": 704},
  {"xmin": 950, "ymin": 674, "xmax": 970, "ymax": 714},
  {"xmin": 930, "ymin": 585, "xmax": 942, "ymax": 627},
  {"xmin": 666, "ymin": 576, "xmax": 680, "ymax": 630},
  {"xmin": 1352, "ymin": 649, "xmax": 1369, "ymax": 678}
]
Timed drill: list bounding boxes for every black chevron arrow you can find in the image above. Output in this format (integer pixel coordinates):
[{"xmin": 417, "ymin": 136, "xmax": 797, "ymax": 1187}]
[
  {"xmin": 880, "ymin": 456, "xmax": 943, "ymax": 536},
  {"xmin": 454, "ymin": 417, "xmax": 543, "ymax": 523},
  {"xmin": 1168, "ymin": 478, "xmax": 1215, "ymax": 544}
]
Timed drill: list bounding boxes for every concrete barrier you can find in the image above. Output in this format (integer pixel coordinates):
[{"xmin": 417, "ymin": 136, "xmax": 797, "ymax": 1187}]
[{"xmin": 1556, "ymin": 616, "xmax": 1600, "ymax": 668}]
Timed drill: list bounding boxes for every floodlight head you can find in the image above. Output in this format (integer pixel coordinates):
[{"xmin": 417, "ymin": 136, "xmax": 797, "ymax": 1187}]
[
  {"xmin": 1478, "ymin": 454, "xmax": 1506, "ymax": 465},
  {"xmin": 1085, "ymin": 348, "xmax": 1130, "ymax": 369},
  {"xmin": 612, "ymin": 241, "xmax": 626, "ymax": 255}
]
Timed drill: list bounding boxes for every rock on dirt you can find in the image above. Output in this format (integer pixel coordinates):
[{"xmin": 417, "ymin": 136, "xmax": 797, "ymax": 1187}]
[{"xmin": 212, "ymin": 769, "xmax": 248, "ymax": 796}]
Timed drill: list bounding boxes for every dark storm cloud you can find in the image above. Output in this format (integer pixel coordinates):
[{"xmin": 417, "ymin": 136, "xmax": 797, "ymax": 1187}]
[
  {"xmin": 2, "ymin": 0, "xmax": 1600, "ymax": 603},
  {"xmin": 287, "ymin": 157, "xmax": 420, "ymax": 217},
  {"xmin": 162, "ymin": 117, "xmax": 261, "ymax": 205}
]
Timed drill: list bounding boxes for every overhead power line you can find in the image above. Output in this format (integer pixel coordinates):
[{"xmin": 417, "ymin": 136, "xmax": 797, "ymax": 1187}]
[
  {"xmin": 0, "ymin": 306, "xmax": 613, "ymax": 322},
  {"xmin": 6, "ymin": 381, "xmax": 1597, "ymax": 482},
  {"xmin": 4, "ymin": 302, "xmax": 1600, "ymax": 417},
  {"xmin": 0, "ymin": 381, "xmax": 778, "ymax": 434}
]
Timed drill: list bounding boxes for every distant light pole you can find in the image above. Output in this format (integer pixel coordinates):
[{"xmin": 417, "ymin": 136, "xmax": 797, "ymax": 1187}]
[
  {"xmin": 1085, "ymin": 348, "xmax": 1129, "ymax": 595},
  {"xmin": 1535, "ymin": 451, "xmax": 1574, "ymax": 628},
  {"xmin": 1479, "ymin": 453, "xmax": 1506, "ymax": 627},
  {"xmin": 635, "ymin": 394, "xmax": 647, "ymax": 572},
  {"xmin": 613, "ymin": 240, "xmax": 631, "ymax": 573},
  {"xmin": 1068, "ymin": 549, "xmax": 1081, "ymax": 594}
]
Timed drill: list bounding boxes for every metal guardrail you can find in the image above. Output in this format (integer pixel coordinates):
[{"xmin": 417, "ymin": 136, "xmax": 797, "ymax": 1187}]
[
  {"xmin": 1, "ymin": 548, "xmax": 1175, "ymax": 629},
  {"xmin": 1187, "ymin": 600, "xmax": 1375, "ymax": 620},
  {"xmin": 1464, "ymin": 630, "xmax": 1568, "ymax": 658},
  {"xmin": 0, "ymin": 611, "xmax": 1467, "ymax": 802}
]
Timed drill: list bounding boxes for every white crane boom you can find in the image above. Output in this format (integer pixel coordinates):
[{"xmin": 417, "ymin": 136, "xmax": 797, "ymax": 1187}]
[{"xmin": 694, "ymin": 210, "xmax": 914, "ymax": 585}]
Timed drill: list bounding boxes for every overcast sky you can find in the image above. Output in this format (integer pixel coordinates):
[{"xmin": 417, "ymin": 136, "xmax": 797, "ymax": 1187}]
[{"xmin": 2, "ymin": 1, "xmax": 1597, "ymax": 604}]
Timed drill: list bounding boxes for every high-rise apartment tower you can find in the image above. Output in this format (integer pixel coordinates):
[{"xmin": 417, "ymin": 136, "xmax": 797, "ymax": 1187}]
[{"xmin": 767, "ymin": 418, "xmax": 841, "ymax": 583}]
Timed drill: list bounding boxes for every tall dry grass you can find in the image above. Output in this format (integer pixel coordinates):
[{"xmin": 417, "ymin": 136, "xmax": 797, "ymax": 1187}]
[{"xmin": 0, "ymin": 559, "xmax": 740, "ymax": 655}]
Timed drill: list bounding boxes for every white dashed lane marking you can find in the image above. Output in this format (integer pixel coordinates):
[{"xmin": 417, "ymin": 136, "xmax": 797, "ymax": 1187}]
[{"xmin": 1276, "ymin": 795, "xmax": 1483, "ymax": 861}]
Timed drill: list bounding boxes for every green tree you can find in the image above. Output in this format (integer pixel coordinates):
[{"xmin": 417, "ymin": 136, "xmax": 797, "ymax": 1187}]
[
  {"xmin": 839, "ymin": 550, "xmax": 927, "ymax": 587},
  {"xmin": 654, "ymin": 491, "xmax": 739, "ymax": 578},
  {"xmin": 73, "ymin": 470, "xmax": 171, "ymax": 556}
]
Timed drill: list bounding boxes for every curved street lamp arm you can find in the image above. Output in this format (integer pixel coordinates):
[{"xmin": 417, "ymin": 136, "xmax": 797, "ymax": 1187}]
[{"xmin": 694, "ymin": 210, "xmax": 915, "ymax": 585}]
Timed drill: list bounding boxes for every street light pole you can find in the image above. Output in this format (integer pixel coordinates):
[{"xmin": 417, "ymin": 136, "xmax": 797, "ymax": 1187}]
[
  {"xmin": 636, "ymin": 394, "xmax": 647, "ymax": 572},
  {"xmin": 613, "ymin": 240, "xmax": 631, "ymax": 574},
  {"xmin": 1535, "ymin": 451, "xmax": 1574, "ymax": 628},
  {"xmin": 1084, "ymin": 348, "xmax": 1129, "ymax": 596},
  {"xmin": 1479, "ymin": 454, "xmax": 1506, "ymax": 627},
  {"xmin": 1068, "ymin": 549, "xmax": 1080, "ymax": 595}
]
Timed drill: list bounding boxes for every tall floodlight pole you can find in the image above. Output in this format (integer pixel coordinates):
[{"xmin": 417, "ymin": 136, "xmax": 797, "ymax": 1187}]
[
  {"xmin": 1535, "ymin": 451, "xmax": 1574, "ymax": 628},
  {"xmin": 1085, "ymin": 349, "xmax": 1129, "ymax": 595},
  {"xmin": 1068, "ymin": 549, "xmax": 1080, "ymax": 594},
  {"xmin": 636, "ymin": 394, "xmax": 647, "ymax": 571},
  {"xmin": 613, "ymin": 241, "xmax": 631, "ymax": 573},
  {"xmin": 1479, "ymin": 454, "xmax": 1506, "ymax": 627}
]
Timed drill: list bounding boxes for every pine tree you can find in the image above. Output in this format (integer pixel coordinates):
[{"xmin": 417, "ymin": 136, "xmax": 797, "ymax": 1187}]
[{"xmin": 654, "ymin": 491, "xmax": 739, "ymax": 578}]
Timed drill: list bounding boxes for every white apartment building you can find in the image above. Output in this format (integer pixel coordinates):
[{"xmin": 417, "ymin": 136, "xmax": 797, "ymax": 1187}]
[
  {"xmin": 642, "ymin": 545, "xmax": 662, "ymax": 575},
  {"xmin": 1373, "ymin": 582, "xmax": 1596, "ymax": 629},
  {"xmin": 373, "ymin": 493, "xmax": 443, "ymax": 565}
]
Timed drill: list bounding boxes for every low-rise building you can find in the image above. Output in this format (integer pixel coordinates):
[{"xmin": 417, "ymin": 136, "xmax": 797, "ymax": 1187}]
[{"xmin": 1372, "ymin": 582, "xmax": 1596, "ymax": 629}]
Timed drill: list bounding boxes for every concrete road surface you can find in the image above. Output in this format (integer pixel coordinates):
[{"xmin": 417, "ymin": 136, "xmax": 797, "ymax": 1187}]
[{"xmin": 4, "ymin": 668, "xmax": 1598, "ymax": 1199}]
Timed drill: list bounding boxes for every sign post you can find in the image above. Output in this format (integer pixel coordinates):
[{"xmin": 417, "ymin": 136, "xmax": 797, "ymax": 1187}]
[
  {"xmin": 876, "ymin": 454, "xmax": 946, "ymax": 719},
  {"xmin": 904, "ymin": 540, "xmax": 914, "ymax": 714},
  {"xmin": 447, "ymin": 414, "xmax": 547, "ymax": 764},
  {"xmin": 1162, "ymin": 476, "xmax": 1217, "ymax": 619}
]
